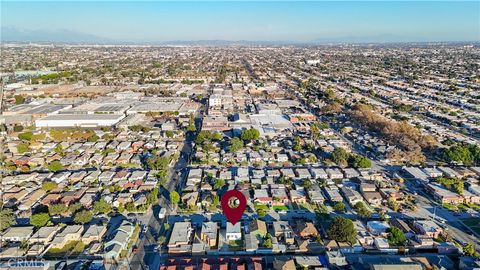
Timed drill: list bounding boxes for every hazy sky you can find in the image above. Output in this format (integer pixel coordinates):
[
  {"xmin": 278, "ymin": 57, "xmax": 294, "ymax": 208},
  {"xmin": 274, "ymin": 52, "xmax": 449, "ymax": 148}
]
[{"xmin": 2, "ymin": 1, "xmax": 479, "ymax": 42}]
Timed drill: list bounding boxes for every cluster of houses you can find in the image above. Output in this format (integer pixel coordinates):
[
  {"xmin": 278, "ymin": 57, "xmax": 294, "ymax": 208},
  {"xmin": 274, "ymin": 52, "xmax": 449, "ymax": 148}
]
[
  {"xmin": 180, "ymin": 165, "xmax": 406, "ymax": 211},
  {"xmin": 2, "ymin": 169, "xmax": 162, "ymax": 221},
  {"xmin": 195, "ymin": 124, "xmax": 350, "ymax": 167},
  {"xmin": 0, "ymin": 220, "xmax": 136, "ymax": 260},
  {"xmin": 160, "ymin": 253, "xmax": 480, "ymax": 270},
  {"xmin": 403, "ymin": 166, "xmax": 480, "ymax": 205},
  {"xmin": 167, "ymin": 219, "xmax": 321, "ymax": 255},
  {"xmin": 6, "ymin": 129, "xmax": 182, "ymax": 170},
  {"xmin": 1, "ymin": 127, "xmax": 182, "ymax": 262},
  {"xmin": 165, "ymin": 215, "xmax": 461, "ymax": 258}
]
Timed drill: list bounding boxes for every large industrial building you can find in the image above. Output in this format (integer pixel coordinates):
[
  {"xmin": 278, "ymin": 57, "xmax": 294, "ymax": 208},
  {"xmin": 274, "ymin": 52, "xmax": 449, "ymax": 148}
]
[{"xmin": 35, "ymin": 114, "xmax": 125, "ymax": 128}]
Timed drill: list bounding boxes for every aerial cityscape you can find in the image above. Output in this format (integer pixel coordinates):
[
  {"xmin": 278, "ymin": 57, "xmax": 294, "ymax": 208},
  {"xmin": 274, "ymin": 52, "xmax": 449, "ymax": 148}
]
[{"xmin": 1, "ymin": 1, "xmax": 480, "ymax": 270}]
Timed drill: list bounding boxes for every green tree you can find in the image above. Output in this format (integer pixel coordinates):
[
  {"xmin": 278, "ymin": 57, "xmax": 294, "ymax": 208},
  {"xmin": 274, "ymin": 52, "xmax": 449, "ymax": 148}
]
[
  {"xmin": 17, "ymin": 142, "xmax": 30, "ymax": 154},
  {"xmin": 30, "ymin": 213, "xmax": 50, "ymax": 227},
  {"xmin": 158, "ymin": 236, "xmax": 166, "ymax": 245},
  {"xmin": 14, "ymin": 95, "xmax": 25, "ymax": 104},
  {"xmin": 42, "ymin": 181, "xmax": 58, "ymax": 192},
  {"xmin": 48, "ymin": 204, "xmax": 67, "ymax": 216},
  {"xmin": 18, "ymin": 131, "xmax": 33, "ymax": 141},
  {"xmin": 87, "ymin": 134, "xmax": 99, "ymax": 142},
  {"xmin": 170, "ymin": 191, "xmax": 180, "ymax": 205},
  {"xmin": 146, "ymin": 188, "xmax": 159, "ymax": 205},
  {"xmin": 93, "ymin": 198, "xmax": 112, "ymax": 214},
  {"xmin": 351, "ymin": 155, "xmax": 372, "ymax": 168},
  {"xmin": 147, "ymin": 156, "xmax": 170, "ymax": 171},
  {"xmin": 437, "ymin": 177, "xmax": 464, "ymax": 194},
  {"xmin": 13, "ymin": 125, "xmax": 24, "ymax": 132},
  {"xmin": 187, "ymin": 114, "xmax": 196, "ymax": 132},
  {"xmin": 125, "ymin": 202, "xmax": 136, "ymax": 212},
  {"xmin": 293, "ymin": 137, "xmax": 302, "ymax": 151},
  {"xmin": 324, "ymin": 87, "xmax": 336, "ymax": 100},
  {"xmin": 68, "ymin": 203, "xmax": 82, "ymax": 214},
  {"xmin": 331, "ymin": 147, "xmax": 349, "ymax": 164},
  {"xmin": 212, "ymin": 132, "xmax": 222, "ymax": 141},
  {"xmin": 47, "ymin": 161, "xmax": 64, "ymax": 172},
  {"xmin": 301, "ymin": 180, "xmax": 313, "ymax": 189},
  {"xmin": 442, "ymin": 144, "xmax": 474, "ymax": 165},
  {"xmin": 74, "ymin": 210, "xmax": 93, "ymax": 224},
  {"xmin": 195, "ymin": 130, "xmax": 213, "ymax": 144},
  {"xmin": 213, "ymin": 178, "xmax": 225, "ymax": 190},
  {"xmin": 463, "ymin": 243, "xmax": 477, "ymax": 257},
  {"xmin": 229, "ymin": 137, "xmax": 244, "ymax": 153},
  {"xmin": 129, "ymin": 125, "xmax": 150, "ymax": 132},
  {"xmin": 327, "ymin": 217, "xmax": 357, "ymax": 244},
  {"xmin": 387, "ymin": 227, "xmax": 406, "ymax": 246},
  {"xmin": 354, "ymin": 202, "xmax": 371, "ymax": 218},
  {"xmin": 310, "ymin": 122, "xmax": 322, "ymax": 138},
  {"xmin": 54, "ymin": 144, "xmax": 63, "ymax": 155},
  {"xmin": 165, "ymin": 131, "xmax": 174, "ymax": 138},
  {"xmin": 333, "ymin": 202, "xmax": 346, "ymax": 212},
  {"xmin": 0, "ymin": 209, "xmax": 15, "ymax": 231},
  {"xmin": 240, "ymin": 128, "xmax": 260, "ymax": 141},
  {"xmin": 203, "ymin": 142, "xmax": 215, "ymax": 154},
  {"xmin": 210, "ymin": 195, "xmax": 220, "ymax": 211},
  {"xmin": 263, "ymin": 235, "xmax": 273, "ymax": 248},
  {"xmin": 387, "ymin": 198, "xmax": 400, "ymax": 211}
]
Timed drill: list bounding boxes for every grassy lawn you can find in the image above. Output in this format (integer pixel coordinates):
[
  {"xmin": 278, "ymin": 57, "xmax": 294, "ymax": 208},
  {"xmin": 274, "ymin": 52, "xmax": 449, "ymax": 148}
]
[
  {"xmin": 254, "ymin": 203, "xmax": 270, "ymax": 217},
  {"xmin": 120, "ymin": 249, "xmax": 128, "ymax": 258},
  {"xmin": 292, "ymin": 202, "xmax": 314, "ymax": 210},
  {"xmin": 228, "ymin": 239, "xmax": 244, "ymax": 250},
  {"xmin": 46, "ymin": 241, "xmax": 85, "ymax": 258},
  {"xmin": 460, "ymin": 217, "xmax": 480, "ymax": 235},
  {"xmin": 128, "ymin": 224, "xmax": 141, "ymax": 250},
  {"xmin": 254, "ymin": 203, "xmax": 270, "ymax": 212},
  {"xmin": 464, "ymin": 203, "xmax": 480, "ymax": 210},
  {"xmin": 442, "ymin": 203, "xmax": 458, "ymax": 211},
  {"xmin": 273, "ymin": 205, "xmax": 289, "ymax": 211},
  {"xmin": 177, "ymin": 204, "xmax": 199, "ymax": 214},
  {"xmin": 119, "ymin": 224, "xmax": 141, "ymax": 259}
]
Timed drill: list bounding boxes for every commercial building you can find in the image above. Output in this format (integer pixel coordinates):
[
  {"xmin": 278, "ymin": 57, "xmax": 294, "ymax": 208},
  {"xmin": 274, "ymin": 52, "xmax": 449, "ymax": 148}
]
[{"xmin": 36, "ymin": 114, "xmax": 125, "ymax": 128}]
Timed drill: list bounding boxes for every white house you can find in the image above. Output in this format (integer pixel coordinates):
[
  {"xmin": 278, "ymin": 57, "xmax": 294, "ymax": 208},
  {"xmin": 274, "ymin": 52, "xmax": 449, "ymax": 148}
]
[{"xmin": 226, "ymin": 222, "xmax": 242, "ymax": 241}]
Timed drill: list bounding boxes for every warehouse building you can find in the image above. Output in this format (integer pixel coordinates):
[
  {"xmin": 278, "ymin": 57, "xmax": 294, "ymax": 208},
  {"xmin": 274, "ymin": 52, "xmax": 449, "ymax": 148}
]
[{"xmin": 35, "ymin": 114, "xmax": 125, "ymax": 128}]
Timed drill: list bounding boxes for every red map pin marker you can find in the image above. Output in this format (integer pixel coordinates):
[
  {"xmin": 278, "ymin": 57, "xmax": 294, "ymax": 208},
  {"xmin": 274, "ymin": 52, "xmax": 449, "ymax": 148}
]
[{"xmin": 221, "ymin": 189, "xmax": 247, "ymax": 225}]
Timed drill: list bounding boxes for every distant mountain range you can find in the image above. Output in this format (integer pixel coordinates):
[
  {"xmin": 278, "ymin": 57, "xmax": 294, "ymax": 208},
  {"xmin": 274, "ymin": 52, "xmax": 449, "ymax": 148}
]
[
  {"xmin": 311, "ymin": 34, "xmax": 423, "ymax": 44},
  {"xmin": 1, "ymin": 26, "xmax": 477, "ymax": 45},
  {"xmin": 1, "ymin": 26, "xmax": 112, "ymax": 44}
]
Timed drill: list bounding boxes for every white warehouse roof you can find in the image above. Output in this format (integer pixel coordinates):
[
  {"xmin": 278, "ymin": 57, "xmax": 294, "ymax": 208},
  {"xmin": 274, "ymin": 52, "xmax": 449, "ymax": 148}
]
[{"xmin": 35, "ymin": 114, "xmax": 125, "ymax": 128}]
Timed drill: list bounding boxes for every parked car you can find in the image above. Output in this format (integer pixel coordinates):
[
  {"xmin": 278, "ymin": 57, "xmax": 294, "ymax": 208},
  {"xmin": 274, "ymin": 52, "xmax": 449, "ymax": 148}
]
[{"xmin": 159, "ymin": 207, "xmax": 167, "ymax": 219}]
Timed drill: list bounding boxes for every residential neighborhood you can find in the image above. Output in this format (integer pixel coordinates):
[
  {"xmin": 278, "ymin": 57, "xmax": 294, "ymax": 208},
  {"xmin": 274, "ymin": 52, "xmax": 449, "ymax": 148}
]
[{"xmin": 0, "ymin": 42, "xmax": 479, "ymax": 270}]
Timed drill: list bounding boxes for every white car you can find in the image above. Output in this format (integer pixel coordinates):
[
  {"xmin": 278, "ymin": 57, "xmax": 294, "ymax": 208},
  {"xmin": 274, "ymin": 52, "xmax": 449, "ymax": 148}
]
[{"xmin": 159, "ymin": 208, "xmax": 167, "ymax": 219}]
